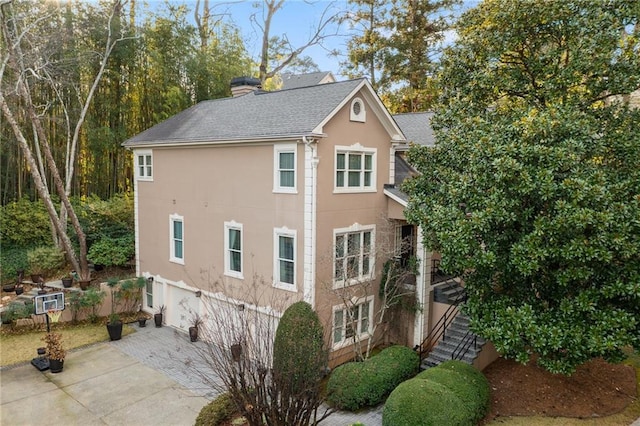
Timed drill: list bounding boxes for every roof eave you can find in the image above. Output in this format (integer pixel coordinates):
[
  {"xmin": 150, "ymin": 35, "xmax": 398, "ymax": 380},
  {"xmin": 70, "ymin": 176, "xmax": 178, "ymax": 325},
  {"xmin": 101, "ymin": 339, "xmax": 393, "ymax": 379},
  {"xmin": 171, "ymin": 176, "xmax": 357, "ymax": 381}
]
[{"xmin": 122, "ymin": 132, "xmax": 327, "ymax": 149}]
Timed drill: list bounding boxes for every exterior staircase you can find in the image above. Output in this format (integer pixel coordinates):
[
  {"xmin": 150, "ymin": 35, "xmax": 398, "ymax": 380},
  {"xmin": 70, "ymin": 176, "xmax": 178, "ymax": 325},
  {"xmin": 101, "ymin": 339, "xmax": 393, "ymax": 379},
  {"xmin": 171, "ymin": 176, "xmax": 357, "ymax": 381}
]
[
  {"xmin": 420, "ymin": 312, "xmax": 486, "ymax": 370},
  {"xmin": 418, "ymin": 280, "xmax": 486, "ymax": 370}
]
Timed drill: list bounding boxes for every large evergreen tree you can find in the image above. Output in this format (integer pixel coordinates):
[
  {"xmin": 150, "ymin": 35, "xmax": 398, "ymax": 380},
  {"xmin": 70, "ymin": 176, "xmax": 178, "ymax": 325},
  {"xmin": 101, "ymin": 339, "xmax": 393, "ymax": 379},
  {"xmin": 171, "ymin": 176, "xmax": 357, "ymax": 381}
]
[{"xmin": 404, "ymin": 0, "xmax": 640, "ymax": 374}]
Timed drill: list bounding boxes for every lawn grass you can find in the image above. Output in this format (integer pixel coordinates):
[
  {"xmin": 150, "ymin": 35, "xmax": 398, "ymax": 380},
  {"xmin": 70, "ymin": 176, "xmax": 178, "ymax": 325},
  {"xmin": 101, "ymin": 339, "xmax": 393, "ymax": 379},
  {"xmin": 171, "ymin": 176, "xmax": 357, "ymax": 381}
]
[
  {"xmin": 488, "ymin": 348, "xmax": 640, "ymax": 426},
  {"xmin": 0, "ymin": 322, "xmax": 135, "ymax": 367}
]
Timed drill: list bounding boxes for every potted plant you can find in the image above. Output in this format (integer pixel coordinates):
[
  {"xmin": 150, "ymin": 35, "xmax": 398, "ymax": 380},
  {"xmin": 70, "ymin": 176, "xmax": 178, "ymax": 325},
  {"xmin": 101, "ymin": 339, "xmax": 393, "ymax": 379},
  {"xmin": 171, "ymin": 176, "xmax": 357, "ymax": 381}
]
[
  {"xmin": 61, "ymin": 276, "xmax": 73, "ymax": 288},
  {"xmin": 43, "ymin": 332, "xmax": 66, "ymax": 373},
  {"xmin": 138, "ymin": 315, "xmax": 147, "ymax": 327},
  {"xmin": 106, "ymin": 313, "xmax": 123, "ymax": 341},
  {"xmin": 15, "ymin": 284, "xmax": 24, "ymax": 295},
  {"xmin": 188, "ymin": 314, "xmax": 203, "ymax": 342},
  {"xmin": 154, "ymin": 305, "xmax": 165, "ymax": 327},
  {"xmin": 105, "ymin": 278, "xmax": 122, "ymax": 340}
]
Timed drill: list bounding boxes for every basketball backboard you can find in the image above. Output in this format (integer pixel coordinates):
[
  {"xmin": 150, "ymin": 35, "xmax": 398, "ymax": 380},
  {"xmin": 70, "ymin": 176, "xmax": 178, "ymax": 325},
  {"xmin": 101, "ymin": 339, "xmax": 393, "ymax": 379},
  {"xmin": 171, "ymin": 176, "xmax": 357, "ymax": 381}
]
[{"xmin": 34, "ymin": 292, "xmax": 65, "ymax": 315}]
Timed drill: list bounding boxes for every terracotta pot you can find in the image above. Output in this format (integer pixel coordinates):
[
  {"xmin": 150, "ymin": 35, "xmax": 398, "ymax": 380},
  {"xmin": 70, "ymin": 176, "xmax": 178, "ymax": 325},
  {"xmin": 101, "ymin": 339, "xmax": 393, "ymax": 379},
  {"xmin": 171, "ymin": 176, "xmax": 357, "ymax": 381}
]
[
  {"xmin": 62, "ymin": 277, "xmax": 73, "ymax": 288},
  {"xmin": 30, "ymin": 274, "xmax": 43, "ymax": 284},
  {"xmin": 78, "ymin": 280, "xmax": 90, "ymax": 291}
]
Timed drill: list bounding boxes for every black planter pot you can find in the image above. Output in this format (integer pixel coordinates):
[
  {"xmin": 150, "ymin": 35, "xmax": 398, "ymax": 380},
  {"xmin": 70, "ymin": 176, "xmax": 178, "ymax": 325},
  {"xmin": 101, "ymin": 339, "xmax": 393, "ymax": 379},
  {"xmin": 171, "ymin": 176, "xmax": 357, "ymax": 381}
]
[
  {"xmin": 106, "ymin": 321, "xmax": 123, "ymax": 341},
  {"xmin": 2, "ymin": 284, "xmax": 15, "ymax": 293},
  {"xmin": 15, "ymin": 286, "xmax": 24, "ymax": 295},
  {"xmin": 188, "ymin": 326, "xmax": 198, "ymax": 342},
  {"xmin": 154, "ymin": 313, "xmax": 163, "ymax": 327},
  {"xmin": 49, "ymin": 358, "xmax": 64, "ymax": 373},
  {"xmin": 138, "ymin": 318, "xmax": 147, "ymax": 327},
  {"xmin": 62, "ymin": 277, "xmax": 73, "ymax": 288}
]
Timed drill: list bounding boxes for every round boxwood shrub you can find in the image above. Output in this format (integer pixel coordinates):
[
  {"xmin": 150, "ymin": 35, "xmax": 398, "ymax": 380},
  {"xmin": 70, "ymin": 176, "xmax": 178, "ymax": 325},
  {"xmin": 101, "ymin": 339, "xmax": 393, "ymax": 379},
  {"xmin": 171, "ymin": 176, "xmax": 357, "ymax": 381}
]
[
  {"xmin": 415, "ymin": 361, "xmax": 490, "ymax": 422},
  {"xmin": 195, "ymin": 392, "xmax": 235, "ymax": 426},
  {"xmin": 383, "ymin": 378, "xmax": 471, "ymax": 426},
  {"xmin": 326, "ymin": 345, "xmax": 419, "ymax": 411}
]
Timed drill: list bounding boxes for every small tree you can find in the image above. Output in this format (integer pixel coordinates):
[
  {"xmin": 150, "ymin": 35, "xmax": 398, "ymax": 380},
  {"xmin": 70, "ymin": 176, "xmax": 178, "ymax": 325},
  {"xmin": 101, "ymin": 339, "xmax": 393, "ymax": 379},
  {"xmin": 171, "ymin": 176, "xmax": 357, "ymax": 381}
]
[
  {"xmin": 185, "ymin": 276, "xmax": 332, "ymax": 426},
  {"xmin": 271, "ymin": 301, "xmax": 328, "ymax": 426}
]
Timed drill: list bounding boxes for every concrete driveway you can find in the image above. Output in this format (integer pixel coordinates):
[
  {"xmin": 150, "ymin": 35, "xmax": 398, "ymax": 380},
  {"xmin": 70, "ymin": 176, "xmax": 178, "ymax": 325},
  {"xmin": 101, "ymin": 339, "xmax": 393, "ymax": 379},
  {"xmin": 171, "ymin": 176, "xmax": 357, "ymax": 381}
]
[
  {"xmin": 0, "ymin": 342, "xmax": 207, "ymax": 426},
  {"xmin": 1, "ymin": 324, "xmax": 381, "ymax": 426}
]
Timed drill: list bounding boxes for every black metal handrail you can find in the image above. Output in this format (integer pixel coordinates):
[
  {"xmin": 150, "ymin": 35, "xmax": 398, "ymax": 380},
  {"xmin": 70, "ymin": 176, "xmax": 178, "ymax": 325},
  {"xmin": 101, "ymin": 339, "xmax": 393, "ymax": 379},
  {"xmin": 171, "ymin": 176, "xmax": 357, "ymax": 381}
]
[
  {"xmin": 451, "ymin": 330, "xmax": 477, "ymax": 361},
  {"xmin": 417, "ymin": 291, "xmax": 466, "ymax": 359}
]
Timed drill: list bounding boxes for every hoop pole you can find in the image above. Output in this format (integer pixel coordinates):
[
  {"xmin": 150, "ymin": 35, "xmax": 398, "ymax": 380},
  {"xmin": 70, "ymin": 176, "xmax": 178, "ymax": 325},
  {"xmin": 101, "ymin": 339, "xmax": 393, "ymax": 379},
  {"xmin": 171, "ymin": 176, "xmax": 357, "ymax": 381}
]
[{"xmin": 46, "ymin": 313, "xmax": 50, "ymax": 333}]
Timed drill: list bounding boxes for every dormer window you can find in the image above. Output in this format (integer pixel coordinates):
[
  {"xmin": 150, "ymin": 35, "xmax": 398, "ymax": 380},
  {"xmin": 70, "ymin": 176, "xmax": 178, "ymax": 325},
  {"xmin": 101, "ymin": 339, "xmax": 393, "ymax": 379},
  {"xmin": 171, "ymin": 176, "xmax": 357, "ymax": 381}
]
[{"xmin": 350, "ymin": 98, "xmax": 366, "ymax": 122}]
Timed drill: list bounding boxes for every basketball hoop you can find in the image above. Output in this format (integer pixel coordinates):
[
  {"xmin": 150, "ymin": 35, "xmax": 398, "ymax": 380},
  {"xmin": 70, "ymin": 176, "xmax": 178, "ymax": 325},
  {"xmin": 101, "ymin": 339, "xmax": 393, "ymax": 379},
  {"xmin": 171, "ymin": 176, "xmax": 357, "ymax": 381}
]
[{"xmin": 47, "ymin": 309, "xmax": 61, "ymax": 323}]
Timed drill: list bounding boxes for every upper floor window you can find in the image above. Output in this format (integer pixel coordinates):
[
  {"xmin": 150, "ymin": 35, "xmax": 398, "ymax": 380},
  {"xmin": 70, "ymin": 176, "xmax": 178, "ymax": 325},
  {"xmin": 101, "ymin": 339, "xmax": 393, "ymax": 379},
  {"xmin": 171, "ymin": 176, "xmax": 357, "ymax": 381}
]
[
  {"xmin": 333, "ymin": 297, "xmax": 373, "ymax": 348},
  {"xmin": 136, "ymin": 151, "xmax": 153, "ymax": 181},
  {"xmin": 224, "ymin": 221, "xmax": 243, "ymax": 278},
  {"xmin": 334, "ymin": 224, "xmax": 375, "ymax": 286},
  {"xmin": 170, "ymin": 214, "xmax": 184, "ymax": 264},
  {"xmin": 350, "ymin": 97, "xmax": 366, "ymax": 122},
  {"xmin": 335, "ymin": 146, "xmax": 376, "ymax": 193},
  {"xmin": 274, "ymin": 227, "xmax": 296, "ymax": 290},
  {"xmin": 274, "ymin": 144, "xmax": 297, "ymax": 193}
]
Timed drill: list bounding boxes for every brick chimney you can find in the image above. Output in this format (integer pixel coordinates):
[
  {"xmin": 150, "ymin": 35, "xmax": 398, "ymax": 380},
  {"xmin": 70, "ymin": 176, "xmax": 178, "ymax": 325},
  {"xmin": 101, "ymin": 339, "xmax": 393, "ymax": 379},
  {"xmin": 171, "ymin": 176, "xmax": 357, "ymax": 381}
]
[{"xmin": 230, "ymin": 76, "xmax": 261, "ymax": 97}]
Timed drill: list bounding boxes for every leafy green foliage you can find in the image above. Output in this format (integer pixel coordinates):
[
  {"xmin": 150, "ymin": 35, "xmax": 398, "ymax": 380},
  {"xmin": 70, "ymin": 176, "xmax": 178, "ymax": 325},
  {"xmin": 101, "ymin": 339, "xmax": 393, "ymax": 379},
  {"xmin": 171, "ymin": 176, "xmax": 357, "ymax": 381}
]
[
  {"xmin": 27, "ymin": 246, "xmax": 65, "ymax": 277},
  {"xmin": 273, "ymin": 301, "xmax": 326, "ymax": 396},
  {"xmin": 68, "ymin": 288, "xmax": 105, "ymax": 323},
  {"xmin": 326, "ymin": 345, "xmax": 419, "ymax": 411},
  {"xmin": 0, "ymin": 198, "xmax": 51, "ymax": 248},
  {"xmin": 382, "ymin": 378, "xmax": 470, "ymax": 426},
  {"xmin": 415, "ymin": 361, "xmax": 490, "ymax": 422},
  {"xmin": 0, "ymin": 247, "xmax": 29, "ymax": 284},
  {"xmin": 1, "ymin": 302, "xmax": 34, "ymax": 323},
  {"xmin": 87, "ymin": 235, "xmax": 134, "ymax": 267},
  {"xmin": 195, "ymin": 392, "xmax": 236, "ymax": 426},
  {"xmin": 404, "ymin": 0, "xmax": 640, "ymax": 374}
]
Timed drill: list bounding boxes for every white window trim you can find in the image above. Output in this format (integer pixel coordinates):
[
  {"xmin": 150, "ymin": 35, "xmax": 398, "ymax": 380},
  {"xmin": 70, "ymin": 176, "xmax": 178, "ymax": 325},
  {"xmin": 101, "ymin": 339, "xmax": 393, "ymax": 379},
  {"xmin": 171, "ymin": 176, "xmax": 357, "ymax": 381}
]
[
  {"xmin": 350, "ymin": 97, "xmax": 366, "ymax": 123},
  {"xmin": 135, "ymin": 150, "xmax": 153, "ymax": 181},
  {"xmin": 224, "ymin": 221, "xmax": 243, "ymax": 279},
  {"xmin": 273, "ymin": 227, "xmax": 297, "ymax": 292},
  {"xmin": 332, "ymin": 296, "xmax": 374, "ymax": 350},
  {"xmin": 333, "ymin": 223, "xmax": 375, "ymax": 288},
  {"xmin": 169, "ymin": 214, "xmax": 184, "ymax": 265},
  {"xmin": 334, "ymin": 144, "xmax": 377, "ymax": 193},
  {"xmin": 273, "ymin": 143, "xmax": 297, "ymax": 193}
]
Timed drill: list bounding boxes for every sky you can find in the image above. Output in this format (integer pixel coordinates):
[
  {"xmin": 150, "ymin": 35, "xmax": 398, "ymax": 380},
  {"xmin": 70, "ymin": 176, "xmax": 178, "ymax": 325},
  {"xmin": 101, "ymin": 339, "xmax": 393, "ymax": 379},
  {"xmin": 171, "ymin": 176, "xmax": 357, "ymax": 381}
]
[{"xmin": 150, "ymin": 0, "xmax": 476, "ymax": 79}]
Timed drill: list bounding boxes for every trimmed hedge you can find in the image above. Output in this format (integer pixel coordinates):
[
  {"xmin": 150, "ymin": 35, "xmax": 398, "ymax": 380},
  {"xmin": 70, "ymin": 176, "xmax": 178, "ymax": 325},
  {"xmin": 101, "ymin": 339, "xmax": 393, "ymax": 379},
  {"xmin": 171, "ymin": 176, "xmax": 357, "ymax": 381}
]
[
  {"xmin": 195, "ymin": 392, "xmax": 235, "ymax": 426},
  {"xmin": 327, "ymin": 345, "xmax": 419, "ymax": 411},
  {"xmin": 273, "ymin": 301, "xmax": 326, "ymax": 395},
  {"xmin": 383, "ymin": 379, "xmax": 471, "ymax": 426},
  {"xmin": 382, "ymin": 360, "xmax": 490, "ymax": 426}
]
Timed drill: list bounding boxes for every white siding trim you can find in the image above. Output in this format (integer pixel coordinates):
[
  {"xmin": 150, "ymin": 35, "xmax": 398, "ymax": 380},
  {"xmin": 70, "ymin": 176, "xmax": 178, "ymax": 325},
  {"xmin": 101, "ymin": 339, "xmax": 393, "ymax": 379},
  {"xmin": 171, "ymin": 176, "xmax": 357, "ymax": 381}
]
[
  {"xmin": 413, "ymin": 226, "xmax": 429, "ymax": 348},
  {"xmin": 303, "ymin": 141, "xmax": 317, "ymax": 306}
]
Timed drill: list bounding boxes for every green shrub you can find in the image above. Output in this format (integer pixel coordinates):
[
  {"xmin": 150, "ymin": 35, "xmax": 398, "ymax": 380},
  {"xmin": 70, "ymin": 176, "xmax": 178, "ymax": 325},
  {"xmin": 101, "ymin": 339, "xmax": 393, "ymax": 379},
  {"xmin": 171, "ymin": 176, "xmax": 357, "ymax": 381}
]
[
  {"xmin": 326, "ymin": 345, "xmax": 419, "ymax": 411},
  {"xmin": 87, "ymin": 235, "xmax": 134, "ymax": 267},
  {"xmin": 0, "ymin": 198, "xmax": 51, "ymax": 248},
  {"xmin": 68, "ymin": 288, "xmax": 105, "ymax": 323},
  {"xmin": 416, "ymin": 361, "xmax": 490, "ymax": 422},
  {"xmin": 0, "ymin": 246, "xmax": 29, "ymax": 284},
  {"xmin": 77, "ymin": 193, "xmax": 134, "ymax": 246},
  {"xmin": 273, "ymin": 301, "xmax": 326, "ymax": 395},
  {"xmin": 195, "ymin": 392, "xmax": 236, "ymax": 426},
  {"xmin": 27, "ymin": 246, "xmax": 65, "ymax": 277},
  {"xmin": 1, "ymin": 302, "xmax": 34, "ymax": 323},
  {"xmin": 382, "ymin": 378, "xmax": 472, "ymax": 426}
]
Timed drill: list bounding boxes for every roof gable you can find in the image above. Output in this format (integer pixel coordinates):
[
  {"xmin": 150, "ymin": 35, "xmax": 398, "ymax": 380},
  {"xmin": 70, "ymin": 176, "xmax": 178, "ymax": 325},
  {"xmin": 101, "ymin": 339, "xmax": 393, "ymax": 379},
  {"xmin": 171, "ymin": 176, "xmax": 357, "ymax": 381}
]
[
  {"xmin": 392, "ymin": 112, "xmax": 435, "ymax": 147},
  {"xmin": 124, "ymin": 78, "xmax": 405, "ymax": 148}
]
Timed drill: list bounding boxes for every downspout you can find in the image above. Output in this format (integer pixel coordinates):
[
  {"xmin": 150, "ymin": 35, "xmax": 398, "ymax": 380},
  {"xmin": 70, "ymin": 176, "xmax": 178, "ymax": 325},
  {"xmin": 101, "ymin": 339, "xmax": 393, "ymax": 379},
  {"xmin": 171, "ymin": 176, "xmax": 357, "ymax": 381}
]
[{"xmin": 302, "ymin": 136, "xmax": 318, "ymax": 307}]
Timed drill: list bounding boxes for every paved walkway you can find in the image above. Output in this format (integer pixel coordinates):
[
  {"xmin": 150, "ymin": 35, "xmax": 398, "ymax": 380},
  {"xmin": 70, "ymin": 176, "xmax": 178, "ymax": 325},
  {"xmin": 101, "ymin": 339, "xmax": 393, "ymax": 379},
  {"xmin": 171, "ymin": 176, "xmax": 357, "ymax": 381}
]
[{"xmin": 1, "ymin": 323, "xmax": 382, "ymax": 426}]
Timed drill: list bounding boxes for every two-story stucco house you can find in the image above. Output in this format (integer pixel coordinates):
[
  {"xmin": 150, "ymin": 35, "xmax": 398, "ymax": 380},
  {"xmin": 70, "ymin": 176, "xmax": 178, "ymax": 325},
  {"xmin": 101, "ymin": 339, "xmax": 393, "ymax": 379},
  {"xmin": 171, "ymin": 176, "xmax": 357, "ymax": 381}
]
[{"xmin": 123, "ymin": 76, "xmax": 493, "ymax": 367}]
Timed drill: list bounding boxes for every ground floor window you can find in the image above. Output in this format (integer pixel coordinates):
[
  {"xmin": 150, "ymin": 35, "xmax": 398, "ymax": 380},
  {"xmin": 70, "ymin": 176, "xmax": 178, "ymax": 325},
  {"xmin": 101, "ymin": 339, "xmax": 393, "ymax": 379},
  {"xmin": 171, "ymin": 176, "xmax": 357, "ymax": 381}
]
[{"xmin": 332, "ymin": 297, "xmax": 373, "ymax": 347}]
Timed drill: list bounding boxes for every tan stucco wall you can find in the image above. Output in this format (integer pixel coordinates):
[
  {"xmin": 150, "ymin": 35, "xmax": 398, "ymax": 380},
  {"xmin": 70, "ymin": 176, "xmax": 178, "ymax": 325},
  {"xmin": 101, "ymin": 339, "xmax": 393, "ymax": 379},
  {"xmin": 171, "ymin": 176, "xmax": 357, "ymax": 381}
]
[{"xmin": 137, "ymin": 142, "xmax": 306, "ymax": 306}]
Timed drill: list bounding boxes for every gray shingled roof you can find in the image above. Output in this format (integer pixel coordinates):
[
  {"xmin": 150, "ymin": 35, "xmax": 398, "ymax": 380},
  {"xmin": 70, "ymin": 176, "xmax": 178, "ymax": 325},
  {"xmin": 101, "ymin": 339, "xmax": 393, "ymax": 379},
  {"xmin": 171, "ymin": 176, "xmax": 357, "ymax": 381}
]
[
  {"xmin": 123, "ymin": 79, "xmax": 365, "ymax": 147},
  {"xmin": 392, "ymin": 112, "xmax": 435, "ymax": 147},
  {"xmin": 281, "ymin": 71, "xmax": 335, "ymax": 90}
]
